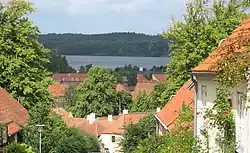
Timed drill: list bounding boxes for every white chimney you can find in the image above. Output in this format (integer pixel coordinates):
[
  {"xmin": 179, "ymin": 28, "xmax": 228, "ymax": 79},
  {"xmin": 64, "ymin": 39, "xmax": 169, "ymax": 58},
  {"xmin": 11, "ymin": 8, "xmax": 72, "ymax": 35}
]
[
  {"xmin": 68, "ymin": 112, "xmax": 73, "ymax": 117},
  {"xmin": 123, "ymin": 109, "xmax": 128, "ymax": 114},
  {"xmin": 87, "ymin": 113, "xmax": 96, "ymax": 124},
  {"xmin": 108, "ymin": 115, "xmax": 113, "ymax": 121},
  {"xmin": 156, "ymin": 107, "xmax": 161, "ymax": 113}
]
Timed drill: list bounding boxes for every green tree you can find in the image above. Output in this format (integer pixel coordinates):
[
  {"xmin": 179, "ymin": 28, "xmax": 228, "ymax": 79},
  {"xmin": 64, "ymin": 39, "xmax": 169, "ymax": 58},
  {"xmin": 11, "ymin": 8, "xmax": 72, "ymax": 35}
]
[
  {"xmin": 119, "ymin": 114, "xmax": 156, "ymax": 153},
  {"xmin": 134, "ymin": 106, "xmax": 196, "ymax": 153},
  {"xmin": 116, "ymin": 91, "xmax": 132, "ymax": 113},
  {"xmin": 0, "ymin": 0, "xmax": 52, "ymax": 109},
  {"xmin": 47, "ymin": 53, "xmax": 76, "ymax": 73},
  {"xmin": 72, "ymin": 67, "xmax": 118, "ymax": 117},
  {"xmin": 131, "ymin": 90, "xmax": 155, "ymax": 112},
  {"xmin": 157, "ymin": 0, "xmax": 248, "ymax": 105},
  {"xmin": 7, "ymin": 143, "xmax": 35, "ymax": 153},
  {"xmin": 54, "ymin": 127, "xmax": 100, "ymax": 153}
]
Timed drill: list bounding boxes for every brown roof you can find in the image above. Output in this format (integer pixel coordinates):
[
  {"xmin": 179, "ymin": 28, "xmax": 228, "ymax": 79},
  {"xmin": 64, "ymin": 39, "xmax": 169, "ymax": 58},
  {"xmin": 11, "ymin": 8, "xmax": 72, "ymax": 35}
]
[
  {"xmin": 53, "ymin": 108, "xmax": 147, "ymax": 135},
  {"xmin": 131, "ymin": 82, "xmax": 157, "ymax": 100},
  {"xmin": 48, "ymin": 83, "xmax": 68, "ymax": 97},
  {"xmin": 152, "ymin": 74, "xmax": 168, "ymax": 82},
  {"xmin": 193, "ymin": 16, "xmax": 250, "ymax": 72},
  {"xmin": 156, "ymin": 80, "xmax": 194, "ymax": 130},
  {"xmin": 0, "ymin": 88, "xmax": 29, "ymax": 135},
  {"xmin": 52, "ymin": 73, "xmax": 87, "ymax": 83},
  {"xmin": 115, "ymin": 84, "xmax": 129, "ymax": 92}
]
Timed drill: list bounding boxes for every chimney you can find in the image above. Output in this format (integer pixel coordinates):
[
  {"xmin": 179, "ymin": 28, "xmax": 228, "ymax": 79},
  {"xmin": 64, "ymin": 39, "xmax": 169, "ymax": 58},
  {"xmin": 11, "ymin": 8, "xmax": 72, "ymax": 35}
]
[
  {"xmin": 156, "ymin": 107, "xmax": 161, "ymax": 113},
  {"xmin": 87, "ymin": 113, "xmax": 96, "ymax": 124},
  {"xmin": 123, "ymin": 109, "xmax": 128, "ymax": 115},
  {"xmin": 68, "ymin": 112, "xmax": 73, "ymax": 117},
  {"xmin": 108, "ymin": 115, "xmax": 113, "ymax": 121}
]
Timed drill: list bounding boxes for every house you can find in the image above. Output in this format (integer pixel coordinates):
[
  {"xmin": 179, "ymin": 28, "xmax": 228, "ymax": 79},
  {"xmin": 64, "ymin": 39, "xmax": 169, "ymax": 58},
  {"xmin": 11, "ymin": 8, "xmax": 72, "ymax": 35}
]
[
  {"xmin": 155, "ymin": 80, "xmax": 194, "ymax": 135},
  {"xmin": 0, "ymin": 88, "xmax": 29, "ymax": 145},
  {"xmin": 192, "ymin": 16, "xmax": 250, "ymax": 152},
  {"xmin": 51, "ymin": 73, "xmax": 87, "ymax": 85},
  {"xmin": 53, "ymin": 108, "xmax": 147, "ymax": 153},
  {"xmin": 131, "ymin": 73, "xmax": 158, "ymax": 100},
  {"xmin": 152, "ymin": 74, "xmax": 168, "ymax": 82}
]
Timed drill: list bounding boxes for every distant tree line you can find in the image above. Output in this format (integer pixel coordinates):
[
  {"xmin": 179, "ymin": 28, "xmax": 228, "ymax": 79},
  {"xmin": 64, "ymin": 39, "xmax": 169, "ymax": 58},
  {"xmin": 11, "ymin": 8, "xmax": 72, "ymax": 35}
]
[{"xmin": 39, "ymin": 32, "xmax": 169, "ymax": 57}]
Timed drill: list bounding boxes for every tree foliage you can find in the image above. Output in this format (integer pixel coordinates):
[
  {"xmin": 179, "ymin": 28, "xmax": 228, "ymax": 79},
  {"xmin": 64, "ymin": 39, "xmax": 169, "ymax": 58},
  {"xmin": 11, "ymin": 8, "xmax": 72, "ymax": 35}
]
[
  {"xmin": 47, "ymin": 53, "xmax": 76, "ymax": 73},
  {"xmin": 7, "ymin": 143, "xmax": 35, "ymax": 153},
  {"xmin": 119, "ymin": 113, "xmax": 156, "ymax": 153},
  {"xmin": 0, "ymin": 0, "xmax": 52, "ymax": 109},
  {"xmin": 157, "ymin": 0, "xmax": 248, "ymax": 106},
  {"xmin": 131, "ymin": 90, "xmax": 155, "ymax": 112},
  {"xmin": 71, "ymin": 67, "xmax": 131, "ymax": 117},
  {"xmin": 39, "ymin": 33, "xmax": 169, "ymax": 57},
  {"xmin": 134, "ymin": 106, "xmax": 196, "ymax": 153}
]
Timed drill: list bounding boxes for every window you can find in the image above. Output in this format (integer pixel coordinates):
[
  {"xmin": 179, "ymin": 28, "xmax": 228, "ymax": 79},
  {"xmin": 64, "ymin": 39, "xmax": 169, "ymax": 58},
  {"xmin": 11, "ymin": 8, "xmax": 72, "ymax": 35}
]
[
  {"xmin": 201, "ymin": 85, "xmax": 207, "ymax": 107},
  {"xmin": 111, "ymin": 136, "xmax": 115, "ymax": 142},
  {"xmin": 238, "ymin": 93, "xmax": 244, "ymax": 119}
]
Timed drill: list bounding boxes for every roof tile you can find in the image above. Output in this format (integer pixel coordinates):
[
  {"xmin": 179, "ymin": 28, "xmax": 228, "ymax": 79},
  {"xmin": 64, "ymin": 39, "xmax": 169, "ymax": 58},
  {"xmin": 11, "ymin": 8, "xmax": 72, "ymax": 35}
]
[
  {"xmin": 156, "ymin": 80, "xmax": 194, "ymax": 130},
  {"xmin": 193, "ymin": 16, "xmax": 250, "ymax": 72}
]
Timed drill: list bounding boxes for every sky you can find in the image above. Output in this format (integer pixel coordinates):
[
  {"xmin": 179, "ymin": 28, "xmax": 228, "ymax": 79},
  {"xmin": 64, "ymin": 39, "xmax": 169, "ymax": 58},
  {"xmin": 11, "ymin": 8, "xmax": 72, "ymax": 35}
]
[{"xmin": 28, "ymin": 0, "xmax": 188, "ymax": 34}]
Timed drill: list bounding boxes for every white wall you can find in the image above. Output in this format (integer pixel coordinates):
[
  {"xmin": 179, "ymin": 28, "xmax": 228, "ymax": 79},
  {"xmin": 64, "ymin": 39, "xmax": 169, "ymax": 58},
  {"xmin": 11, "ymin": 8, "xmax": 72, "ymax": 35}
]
[
  {"xmin": 99, "ymin": 134, "xmax": 123, "ymax": 153},
  {"xmin": 195, "ymin": 75, "xmax": 246, "ymax": 152}
]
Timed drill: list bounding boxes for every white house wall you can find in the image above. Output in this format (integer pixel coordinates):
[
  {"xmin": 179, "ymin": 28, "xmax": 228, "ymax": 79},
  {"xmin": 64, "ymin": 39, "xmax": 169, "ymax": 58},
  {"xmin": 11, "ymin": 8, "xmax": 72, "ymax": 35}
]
[
  {"xmin": 99, "ymin": 134, "xmax": 123, "ymax": 153},
  {"xmin": 195, "ymin": 75, "xmax": 246, "ymax": 152}
]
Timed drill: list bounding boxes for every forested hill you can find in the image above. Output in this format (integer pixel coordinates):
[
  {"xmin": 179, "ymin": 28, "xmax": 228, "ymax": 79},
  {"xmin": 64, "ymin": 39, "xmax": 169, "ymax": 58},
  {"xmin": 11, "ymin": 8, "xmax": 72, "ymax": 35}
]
[{"xmin": 39, "ymin": 32, "xmax": 169, "ymax": 57}]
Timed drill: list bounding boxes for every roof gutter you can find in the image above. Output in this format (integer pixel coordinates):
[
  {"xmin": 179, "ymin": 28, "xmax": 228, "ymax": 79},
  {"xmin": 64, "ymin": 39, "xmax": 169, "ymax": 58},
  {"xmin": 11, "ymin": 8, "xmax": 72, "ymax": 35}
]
[
  {"xmin": 191, "ymin": 75, "xmax": 198, "ymax": 137},
  {"xmin": 154, "ymin": 114, "xmax": 169, "ymax": 131},
  {"xmin": 191, "ymin": 71, "xmax": 216, "ymax": 76}
]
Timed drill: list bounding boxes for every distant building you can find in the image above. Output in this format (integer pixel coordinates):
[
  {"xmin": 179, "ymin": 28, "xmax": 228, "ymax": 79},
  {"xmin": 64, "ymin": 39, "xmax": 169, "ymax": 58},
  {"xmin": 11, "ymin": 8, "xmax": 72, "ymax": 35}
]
[
  {"xmin": 51, "ymin": 73, "xmax": 87, "ymax": 85},
  {"xmin": 152, "ymin": 74, "xmax": 168, "ymax": 82},
  {"xmin": 53, "ymin": 108, "xmax": 147, "ymax": 153}
]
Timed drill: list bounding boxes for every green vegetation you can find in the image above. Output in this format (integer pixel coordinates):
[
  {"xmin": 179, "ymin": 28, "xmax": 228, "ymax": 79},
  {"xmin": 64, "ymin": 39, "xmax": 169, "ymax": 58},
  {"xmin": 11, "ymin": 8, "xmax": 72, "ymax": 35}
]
[
  {"xmin": 47, "ymin": 53, "xmax": 76, "ymax": 73},
  {"xmin": 7, "ymin": 143, "xmax": 35, "ymax": 153},
  {"xmin": 119, "ymin": 114, "xmax": 156, "ymax": 153},
  {"xmin": 131, "ymin": 90, "xmax": 154, "ymax": 112},
  {"xmin": 39, "ymin": 33, "xmax": 169, "ymax": 57},
  {"xmin": 154, "ymin": 0, "xmax": 249, "ymax": 106},
  {"xmin": 70, "ymin": 67, "xmax": 132, "ymax": 117}
]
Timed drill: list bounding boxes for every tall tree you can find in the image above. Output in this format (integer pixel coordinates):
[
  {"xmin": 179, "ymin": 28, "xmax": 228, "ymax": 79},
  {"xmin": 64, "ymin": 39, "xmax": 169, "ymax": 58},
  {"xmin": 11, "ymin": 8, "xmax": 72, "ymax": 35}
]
[
  {"xmin": 72, "ymin": 67, "xmax": 119, "ymax": 117},
  {"xmin": 157, "ymin": 0, "xmax": 249, "ymax": 104},
  {"xmin": 0, "ymin": 0, "xmax": 52, "ymax": 109}
]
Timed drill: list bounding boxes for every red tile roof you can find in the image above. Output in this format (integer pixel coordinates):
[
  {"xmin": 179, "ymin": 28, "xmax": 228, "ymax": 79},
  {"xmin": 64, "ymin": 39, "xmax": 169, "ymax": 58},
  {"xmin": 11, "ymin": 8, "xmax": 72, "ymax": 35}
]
[
  {"xmin": 193, "ymin": 16, "xmax": 250, "ymax": 72},
  {"xmin": 0, "ymin": 88, "xmax": 29, "ymax": 135},
  {"xmin": 156, "ymin": 80, "xmax": 194, "ymax": 130},
  {"xmin": 152, "ymin": 74, "xmax": 168, "ymax": 82},
  {"xmin": 48, "ymin": 83, "xmax": 68, "ymax": 97},
  {"xmin": 52, "ymin": 73, "xmax": 87, "ymax": 83},
  {"xmin": 131, "ymin": 82, "xmax": 158, "ymax": 100},
  {"xmin": 53, "ymin": 108, "xmax": 147, "ymax": 135},
  {"xmin": 115, "ymin": 84, "xmax": 129, "ymax": 92}
]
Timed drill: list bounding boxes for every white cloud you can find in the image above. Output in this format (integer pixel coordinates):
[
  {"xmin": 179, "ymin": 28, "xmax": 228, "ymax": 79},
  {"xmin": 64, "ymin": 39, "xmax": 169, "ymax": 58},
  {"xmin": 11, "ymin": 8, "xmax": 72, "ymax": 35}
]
[{"xmin": 29, "ymin": 0, "xmax": 189, "ymax": 34}]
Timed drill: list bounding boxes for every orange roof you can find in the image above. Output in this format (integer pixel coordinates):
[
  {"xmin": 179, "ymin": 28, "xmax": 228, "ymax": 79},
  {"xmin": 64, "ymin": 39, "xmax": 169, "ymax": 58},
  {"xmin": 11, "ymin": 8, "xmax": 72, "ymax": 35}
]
[
  {"xmin": 53, "ymin": 108, "xmax": 147, "ymax": 135},
  {"xmin": 156, "ymin": 80, "xmax": 194, "ymax": 130},
  {"xmin": 131, "ymin": 82, "xmax": 158, "ymax": 100},
  {"xmin": 152, "ymin": 74, "xmax": 168, "ymax": 82},
  {"xmin": 115, "ymin": 84, "xmax": 129, "ymax": 92},
  {"xmin": 52, "ymin": 73, "xmax": 87, "ymax": 83},
  {"xmin": 193, "ymin": 16, "xmax": 250, "ymax": 72},
  {"xmin": 48, "ymin": 83, "xmax": 68, "ymax": 97},
  {"xmin": 0, "ymin": 88, "xmax": 29, "ymax": 135}
]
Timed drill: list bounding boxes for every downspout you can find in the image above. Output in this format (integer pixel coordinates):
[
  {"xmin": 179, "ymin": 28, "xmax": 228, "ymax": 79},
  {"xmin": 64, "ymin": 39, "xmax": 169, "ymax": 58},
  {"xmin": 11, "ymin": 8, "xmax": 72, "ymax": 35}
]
[{"xmin": 191, "ymin": 74, "xmax": 198, "ymax": 137}]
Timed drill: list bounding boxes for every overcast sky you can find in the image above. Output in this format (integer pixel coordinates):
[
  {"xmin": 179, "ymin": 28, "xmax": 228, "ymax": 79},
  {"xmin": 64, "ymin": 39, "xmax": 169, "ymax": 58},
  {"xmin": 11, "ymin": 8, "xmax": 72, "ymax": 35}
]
[{"xmin": 27, "ymin": 0, "xmax": 188, "ymax": 34}]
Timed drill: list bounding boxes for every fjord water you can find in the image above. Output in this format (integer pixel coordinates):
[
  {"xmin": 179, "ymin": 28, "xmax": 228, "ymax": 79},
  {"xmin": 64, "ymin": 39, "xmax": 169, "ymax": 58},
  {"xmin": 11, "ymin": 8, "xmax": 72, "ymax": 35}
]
[{"xmin": 66, "ymin": 55, "xmax": 170, "ymax": 70}]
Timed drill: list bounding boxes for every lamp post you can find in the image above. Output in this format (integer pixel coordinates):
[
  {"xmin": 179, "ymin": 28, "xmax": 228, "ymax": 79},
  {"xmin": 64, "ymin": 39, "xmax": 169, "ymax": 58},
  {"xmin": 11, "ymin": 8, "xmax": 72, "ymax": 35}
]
[{"xmin": 35, "ymin": 125, "xmax": 45, "ymax": 153}]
